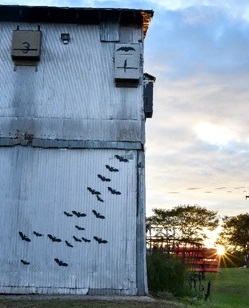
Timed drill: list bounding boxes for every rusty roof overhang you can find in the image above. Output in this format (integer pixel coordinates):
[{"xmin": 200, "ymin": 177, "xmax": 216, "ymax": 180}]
[{"xmin": 0, "ymin": 5, "xmax": 153, "ymax": 38}]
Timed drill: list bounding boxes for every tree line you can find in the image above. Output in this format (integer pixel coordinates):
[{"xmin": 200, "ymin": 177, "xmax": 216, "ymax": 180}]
[{"xmin": 147, "ymin": 205, "xmax": 249, "ymax": 255}]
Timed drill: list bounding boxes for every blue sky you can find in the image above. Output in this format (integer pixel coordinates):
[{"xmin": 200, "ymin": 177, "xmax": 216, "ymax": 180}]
[{"xmin": 1, "ymin": 0, "xmax": 249, "ymax": 218}]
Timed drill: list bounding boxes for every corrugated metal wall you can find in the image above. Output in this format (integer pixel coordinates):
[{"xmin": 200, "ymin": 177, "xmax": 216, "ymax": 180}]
[
  {"xmin": 0, "ymin": 147, "xmax": 138, "ymax": 294},
  {"xmin": 0, "ymin": 22, "xmax": 144, "ymax": 144},
  {"xmin": 0, "ymin": 14, "xmax": 148, "ymax": 295}
]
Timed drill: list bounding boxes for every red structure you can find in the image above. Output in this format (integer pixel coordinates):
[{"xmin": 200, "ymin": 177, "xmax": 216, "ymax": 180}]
[
  {"xmin": 146, "ymin": 236, "xmax": 220, "ymax": 275},
  {"xmin": 173, "ymin": 246, "xmax": 220, "ymax": 274}
]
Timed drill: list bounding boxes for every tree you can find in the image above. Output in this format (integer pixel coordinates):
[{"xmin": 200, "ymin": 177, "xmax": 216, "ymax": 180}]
[
  {"xmin": 216, "ymin": 213, "xmax": 249, "ymax": 254},
  {"xmin": 147, "ymin": 205, "xmax": 219, "ymax": 244}
]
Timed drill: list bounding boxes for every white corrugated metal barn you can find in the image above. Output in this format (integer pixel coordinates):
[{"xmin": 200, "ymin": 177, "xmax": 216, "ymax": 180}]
[{"xmin": 0, "ymin": 5, "xmax": 155, "ymax": 295}]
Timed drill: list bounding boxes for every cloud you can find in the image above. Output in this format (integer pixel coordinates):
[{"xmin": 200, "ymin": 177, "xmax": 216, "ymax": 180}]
[
  {"xmin": 145, "ymin": 6, "xmax": 249, "ymax": 80},
  {"xmin": 1, "ymin": 0, "xmax": 249, "ymax": 217},
  {"xmin": 0, "ymin": 0, "xmax": 155, "ymax": 9},
  {"xmin": 194, "ymin": 122, "xmax": 239, "ymax": 146}
]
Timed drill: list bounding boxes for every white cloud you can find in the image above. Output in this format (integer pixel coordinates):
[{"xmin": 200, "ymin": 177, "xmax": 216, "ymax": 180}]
[
  {"xmin": 1, "ymin": 0, "xmax": 249, "ymax": 218},
  {"xmin": 194, "ymin": 122, "xmax": 239, "ymax": 146}
]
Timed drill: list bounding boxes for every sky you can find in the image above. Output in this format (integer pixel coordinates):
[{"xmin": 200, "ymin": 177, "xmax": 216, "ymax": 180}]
[{"xmin": 1, "ymin": 0, "xmax": 249, "ymax": 222}]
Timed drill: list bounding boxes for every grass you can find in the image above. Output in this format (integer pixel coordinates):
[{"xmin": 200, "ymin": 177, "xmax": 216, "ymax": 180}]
[
  {"xmin": 0, "ymin": 268, "xmax": 248, "ymax": 307},
  {"xmin": 178, "ymin": 267, "xmax": 249, "ymax": 307},
  {"xmin": 209, "ymin": 267, "xmax": 249, "ymax": 307}
]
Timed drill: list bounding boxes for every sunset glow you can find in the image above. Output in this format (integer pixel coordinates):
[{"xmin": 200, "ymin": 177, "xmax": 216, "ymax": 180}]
[{"xmin": 216, "ymin": 245, "xmax": 226, "ymax": 256}]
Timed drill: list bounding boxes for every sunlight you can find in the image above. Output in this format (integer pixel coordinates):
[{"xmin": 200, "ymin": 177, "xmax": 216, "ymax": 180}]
[
  {"xmin": 216, "ymin": 245, "xmax": 226, "ymax": 256},
  {"xmin": 194, "ymin": 121, "xmax": 238, "ymax": 146}
]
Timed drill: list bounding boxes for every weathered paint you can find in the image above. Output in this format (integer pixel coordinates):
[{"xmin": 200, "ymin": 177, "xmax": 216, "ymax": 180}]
[
  {"xmin": 0, "ymin": 5, "xmax": 153, "ymax": 295},
  {"xmin": 136, "ymin": 151, "xmax": 148, "ymax": 295},
  {"xmin": 0, "ymin": 22, "xmax": 145, "ymax": 144},
  {"xmin": 0, "ymin": 147, "xmax": 138, "ymax": 294}
]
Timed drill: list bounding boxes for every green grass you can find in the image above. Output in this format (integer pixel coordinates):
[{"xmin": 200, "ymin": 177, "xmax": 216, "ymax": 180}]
[
  {"xmin": 178, "ymin": 268, "xmax": 249, "ymax": 307},
  {"xmin": 0, "ymin": 268, "xmax": 248, "ymax": 307},
  {"xmin": 210, "ymin": 268, "xmax": 249, "ymax": 307}
]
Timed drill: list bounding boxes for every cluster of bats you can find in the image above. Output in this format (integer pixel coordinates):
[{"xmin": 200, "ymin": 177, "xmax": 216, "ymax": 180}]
[
  {"xmin": 87, "ymin": 155, "xmax": 129, "ymax": 202},
  {"xmin": 19, "ymin": 230, "xmax": 108, "ymax": 267},
  {"xmin": 18, "ymin": 154, "xmax": 129, "ymax": 267}
]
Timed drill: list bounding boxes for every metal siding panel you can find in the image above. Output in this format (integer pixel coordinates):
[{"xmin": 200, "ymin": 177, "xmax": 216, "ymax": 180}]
[
  {"xmin": 0, "ymin": 22, "xmax": 144, "ymax": 143},
  {"xmin": 120, "ymin": 26, "xmax": 142, "ymax": 43},
  {"xmin": 0, "ymin": 118, "xmax": 142, "ymax": 142},
  {"xmin": 0, "ymin": 147, "xmax": 138, "ymax": 294},
  {"xmin": 100, "ymin": 21, "xmax": 120, "ymax": 42},
  {"xmin": 136, "ymin": 151, "xmax": 148, "ymax": 295}
]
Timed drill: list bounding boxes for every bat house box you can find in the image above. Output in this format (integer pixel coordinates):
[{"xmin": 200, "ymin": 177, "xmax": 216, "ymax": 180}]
[
  {"xmin": 114, "ymin": 44, "xmax": 140, "ymax": 87},
  {"xmin": 143, "ymin": 73, "xmax": 156, "ymax": 118},
  {"xmin": 11, "ymin": 30, "xmax": 42, "ymax": 62}
]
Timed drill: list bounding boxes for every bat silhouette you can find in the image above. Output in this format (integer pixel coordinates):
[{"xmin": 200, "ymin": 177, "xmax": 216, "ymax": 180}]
[
  {"xmin": 108, "ymin": 187, "xmax": 121, "ymax": 195},
  {"xmin": 19, "ymin": 231, "xmax": 31, "ymax": 242},
  {"xmin": 92, "ymin": 210, "xmax": 105, "ymax": 219},
  {"xmin": 47, "ymin": 234, "xmax": 61, "ymax": 242},
  {"xmin": 87, "ymin": 187, "xmax": 101, "ymax": 195},
  {"xmin": 105, "ymin": 165, "xmax": 119, "ymax": 172},
  {"xmin": 93, "ymin": 236, "xmax": 108, "ymax": 244},
  {"xmin": 21, "ymin": 259, "xmax": 30, "ymax": 265},
  {"xmin": 97, "ymin": 195, "xmax": 104, "ymax": 202},
  {"xmin": 65, "ymin": 240, "xmax": 73, "ymax": 248},
  {"xmin": 82, "ymin": 237, "xmax": 91, "ymax": 243},
  {"xmin": 54, "ymin": 258, "xmax": 68, "ymax": 267},
  {"xmin": 64, "ymin": 211, "xmax": 73, "ymax": 217},
  {"xmin": 245, "ymin": 196, "xmax": 249, "ymax": 199},
  {"xmin": 116, "ymin": 46, "xmax": 135, "ymax": 52},
  {"xmin": 73, "ymin": 236, "xmax": 82, "ymax": 242},
  {"xmin": 115, "ymin": 154, "xmax": 129, "ymax": 162},
  {"xmin": 72, "ymin": 211, "xmax": 86, "ymax": 217},
  {"xmin": 97, "ymin": 174, "xmax": 111, "ymax": 182},
  {"xmin": 124, "ymin": 59, "xmax": 127, "ymax": 71},
  {"xmin": 33, "ymin": 231, "xmax": 43, "ymax": 237},
  {"xmin": 75, "ymin": 225, "xmax": 85, "ymax": 231}
]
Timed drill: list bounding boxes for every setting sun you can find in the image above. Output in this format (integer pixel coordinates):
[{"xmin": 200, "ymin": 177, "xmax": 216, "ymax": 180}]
[{"xmin": 216, "ymin": 245, "xmax": 226, "ymax": 256}]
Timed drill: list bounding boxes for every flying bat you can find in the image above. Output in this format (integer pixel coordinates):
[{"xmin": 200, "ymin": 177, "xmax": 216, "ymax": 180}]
[
  {"xmin": 97, "ymin": 195, "xmax": 104, "ymax": 203},
  {"xmin": 87, "ymin": 187, "xmax": 101, "ymax": 195},
  {"xmin": 19, "ymin": 231, "xmax": 31, "ymax": 242},
  {"xmin": 47, "ymin": 234, "xmax": 61, "ymax": 242},
  {"xmin": 108, "ymin": 187, "xmax": 121, "ymax": 195},
  {"xmin": 65, "ymin": 240, "xmax": 73, "ymax": 248},
  {"xmin": 21, "ymin": 259, "xmax": 30, "ymax": 265},
  {"xmin": 75, "ymin": 225, "xmax": 85, "ymax": 231},
  {"xmin": 72, "ymin": 211, "xmax": 86, "ymax": 218},
  {"xmin": 54, "ymin": 258, "xmax": 68, "ymax": 267},
  {"xmin": 82, "ymin": 237, "xmax": 91, "ymax": 243},
  {"xmin": 116, "ymin": 46, "xmax": 135, "ymax": 52},
  {"xmin": 115, "ymin": 154, "xmax": 129, "ymax": 162},
  {"xmin": 33, "ymin": 231, "xmax": 43, "ymax": 237},
  {"xmin": 105, "ymin": 165, "xmax": 119, "ymax": 172},
  {"xmin": 97, "ymin": 174, "xmax": 111, "ymax": 182},
  {"xmin": 73, "ymin": 236, "xmax": 82, "ymax": 242},
  {"xmin": 93, "ymin": 236, "xmax": 108, "ymax": 244},
  {"xmin": 64, "ymin": 211, "xmax": 73, "ymax": 217},
  {"xmin": 92, "ymin": 209, "xmax": 105, "ymax": 219}
]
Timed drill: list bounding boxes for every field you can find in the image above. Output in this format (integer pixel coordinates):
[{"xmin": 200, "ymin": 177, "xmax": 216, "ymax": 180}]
[
  {"xmin": 179, "ymin": 267, "xmax": 249, "ymax": 307},
  {"xmin": 196, "ymin": 267, "xmax": 249, "ymax": 307},
  {"xmin": 0, "ymin": 268, "xmax": 248, "ymax": 307}
]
